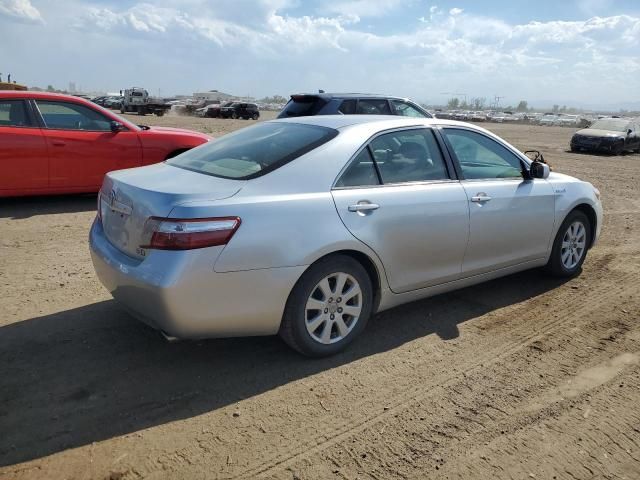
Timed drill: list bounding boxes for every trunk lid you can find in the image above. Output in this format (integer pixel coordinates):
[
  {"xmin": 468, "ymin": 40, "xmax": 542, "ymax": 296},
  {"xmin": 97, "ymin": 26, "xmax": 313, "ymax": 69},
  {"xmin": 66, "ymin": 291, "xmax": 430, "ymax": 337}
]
[{"xmin": 100, "ymin": 163, "xmax": 243, "ymax": 259}]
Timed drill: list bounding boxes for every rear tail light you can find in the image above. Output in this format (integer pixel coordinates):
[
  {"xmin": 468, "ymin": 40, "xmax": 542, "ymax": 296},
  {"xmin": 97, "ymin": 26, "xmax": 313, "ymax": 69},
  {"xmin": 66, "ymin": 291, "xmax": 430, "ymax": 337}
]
[{"xmin": 140, "ymin": 217, "xmax": 241, "ymax": 250}]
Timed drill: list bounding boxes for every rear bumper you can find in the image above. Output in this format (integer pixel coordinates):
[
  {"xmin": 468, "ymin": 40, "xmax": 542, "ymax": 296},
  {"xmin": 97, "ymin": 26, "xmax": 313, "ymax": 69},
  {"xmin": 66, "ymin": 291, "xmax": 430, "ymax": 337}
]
[{"xmin": 89, "ymin": 218, "xmax": 305, "ymax": 339}]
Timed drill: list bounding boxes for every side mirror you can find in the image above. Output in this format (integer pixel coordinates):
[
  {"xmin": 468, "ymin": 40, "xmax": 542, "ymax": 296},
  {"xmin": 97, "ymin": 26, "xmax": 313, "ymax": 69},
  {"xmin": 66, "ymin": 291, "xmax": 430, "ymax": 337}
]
[
  {"xmin": 530, "ymin": 161, "xmax": 550, "ymax": 179},
  {"xmin": 110, "ymin": 121, "xmax": 125, "ymax": 133},
  {"xmin": 628, "ymin": 129, "xmax": 633, "ymax": 135}
]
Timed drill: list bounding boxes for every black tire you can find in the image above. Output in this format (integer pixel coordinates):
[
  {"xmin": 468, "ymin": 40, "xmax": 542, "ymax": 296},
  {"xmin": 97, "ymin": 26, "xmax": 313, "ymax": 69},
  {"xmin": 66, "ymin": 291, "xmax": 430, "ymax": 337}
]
[
  {"xmin": 252, "ymin": 113, "xmax": 259, "ymax": 120},
  {"xmin": 120, "ymin": 105, "xmax": 125, "ymax": 114},
  {"xmin": 279, "ymin": 255, "xmax": 373, "ymax": 357},
  {"xmin": 231, "ymin": 112, "xmax": 238, "ymax": 119},
  {"xmin": 545, "ymin": 210, "xmax": 591, "ymax": 277}
]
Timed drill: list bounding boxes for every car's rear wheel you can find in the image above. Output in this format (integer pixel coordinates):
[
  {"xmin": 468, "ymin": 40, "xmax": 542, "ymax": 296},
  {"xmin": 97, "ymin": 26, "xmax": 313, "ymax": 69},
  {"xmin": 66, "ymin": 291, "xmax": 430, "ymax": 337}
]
[
  {"xmin": 231, "ymin": 112, "xmax": 238, "ymax": 119},
  {"xmin": 252, "ymin": 113, "xmax": 259, "ymax": 120},
  {"xmin": 279, "ymin": 255, "xmax": 373, "ymax": 357},
  {"xmin": 545, "ymin": 210, "xmax": 591, "ymax": 277}
]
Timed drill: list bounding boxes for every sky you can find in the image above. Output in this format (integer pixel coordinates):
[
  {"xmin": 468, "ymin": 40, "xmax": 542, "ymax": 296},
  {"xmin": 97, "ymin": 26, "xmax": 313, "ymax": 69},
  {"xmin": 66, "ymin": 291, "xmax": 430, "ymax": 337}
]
[{"xmin": 1, "ymin": 0, "xmax": 639, "ymax": 109}]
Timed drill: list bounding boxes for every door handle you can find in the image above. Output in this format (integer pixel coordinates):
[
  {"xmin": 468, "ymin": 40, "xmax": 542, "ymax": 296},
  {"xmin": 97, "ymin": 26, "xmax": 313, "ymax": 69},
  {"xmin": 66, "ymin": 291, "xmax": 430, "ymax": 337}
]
[
  {"xmin": 348, "ymin": 202, "xmax": 380, "ymax": 212},
  {"xmin": 470, "ymin": 193, "xmax": 492, "ymax": 203},
  {"xmin": 51, "ymin": 141, "xmax": 66, "ymax": 147}
]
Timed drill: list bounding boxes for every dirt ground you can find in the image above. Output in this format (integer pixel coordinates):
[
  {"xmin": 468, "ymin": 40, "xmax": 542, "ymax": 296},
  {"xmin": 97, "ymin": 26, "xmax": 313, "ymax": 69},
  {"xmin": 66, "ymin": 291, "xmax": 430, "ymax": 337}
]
[{"xmin": 1, "ymin": 114, "xmax": 639, "ymax": 480}]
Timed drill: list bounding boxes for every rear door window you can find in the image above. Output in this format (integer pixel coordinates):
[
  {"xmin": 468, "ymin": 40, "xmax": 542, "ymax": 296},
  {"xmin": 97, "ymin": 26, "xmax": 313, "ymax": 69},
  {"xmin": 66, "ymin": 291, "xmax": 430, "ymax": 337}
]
[
  {"xmin": 168, "ymin": 122, "xmax": 338, "ymax": 179},
  {"xmin": 356, "ymin": 99, "xmax": 392, "ymax": 115},
  {"xmin": 370, "ymin": 129, "xmax": 449, "ymax": 183},
  {"xmin": 338, "ymin": 99, "xmax": 357, "ymax": 114},
  {"xmin": 0, "ymin": 100, "xmax": 32, "ymax": 127},
  {"xmin": 335, "ymin": 148, "xmax": 380, "ymax": 187}
]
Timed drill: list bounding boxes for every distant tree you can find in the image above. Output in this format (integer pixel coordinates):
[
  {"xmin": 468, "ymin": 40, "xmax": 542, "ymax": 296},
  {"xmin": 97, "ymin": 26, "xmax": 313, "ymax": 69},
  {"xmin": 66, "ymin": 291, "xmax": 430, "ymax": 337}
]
[
  {"xmin": 552, "ymin": 104, "xmax": 559, "ymax": 113},
  {"xmin": 472, "ymin": 97, "xmax": 486, "ymax": 109},
  {"xmin": 46, "ymin": 84, "xmax": 55, "ymax": 92},
  {"xmin": 516, "ymin": 100, "xmax": 528, "ymax": 112},
  {"xmin": 447, "ymin": 97, "xmax": 460, "ymax": 109}
]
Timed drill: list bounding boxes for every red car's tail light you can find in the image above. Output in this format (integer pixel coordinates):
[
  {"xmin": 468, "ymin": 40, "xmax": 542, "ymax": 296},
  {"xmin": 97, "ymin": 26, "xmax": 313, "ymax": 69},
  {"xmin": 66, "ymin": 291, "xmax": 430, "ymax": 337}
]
[{"xmin": 140, "ymin": 217, "xmax": 241, "ymax": 250}]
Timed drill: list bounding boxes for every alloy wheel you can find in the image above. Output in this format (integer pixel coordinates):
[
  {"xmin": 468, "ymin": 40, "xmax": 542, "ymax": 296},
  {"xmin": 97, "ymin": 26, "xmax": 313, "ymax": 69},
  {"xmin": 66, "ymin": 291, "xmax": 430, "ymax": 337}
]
[
  {"xmin": 305, "ymin": 272, "xmax": 362, "ymax": 344},
  {"xmin": 561, "ymin": 221, "xmax": 586, "ymax": 269}
]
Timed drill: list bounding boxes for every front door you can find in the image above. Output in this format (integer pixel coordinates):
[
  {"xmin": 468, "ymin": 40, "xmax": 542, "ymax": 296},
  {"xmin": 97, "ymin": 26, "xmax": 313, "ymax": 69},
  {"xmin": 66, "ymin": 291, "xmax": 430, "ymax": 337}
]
[
  {"xmin": 332, "ymin": 128, "xmax": 469, "ymax": 293},
  {"xmin": 441, "ymin": 127, "xmax": 555, "ymax": 276},
  {"xmin": 34, "ymin": 100, "xmax": 142, "ymax": 189}
]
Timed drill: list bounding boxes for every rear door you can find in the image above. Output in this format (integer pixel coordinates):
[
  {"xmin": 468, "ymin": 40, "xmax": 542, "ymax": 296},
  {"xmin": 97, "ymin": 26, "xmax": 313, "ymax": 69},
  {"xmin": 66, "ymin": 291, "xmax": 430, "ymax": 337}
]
[
  {"xmin": 441, "ymin": 127, "xmax": 555, "ymax": 276},
  {"xmin": 34, "ymin": 100, "xmax": 142, "ymax": 189},
  {"xmin": 0, "ymin": 98, "xmax": 49, "ymax": 193},
  {"xmin": 332, "ymin": 127, "xmax": 469, "ymax": 293}
]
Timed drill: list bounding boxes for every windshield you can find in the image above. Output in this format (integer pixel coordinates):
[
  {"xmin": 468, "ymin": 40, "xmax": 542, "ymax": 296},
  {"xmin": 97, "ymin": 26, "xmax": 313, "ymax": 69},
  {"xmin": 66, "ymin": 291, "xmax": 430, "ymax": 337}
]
[
  {"xmin": 590, "ymin": 119, "xmax": 629, "ymax": 132},
  {"xmin": 167, "ymin": 122, "xmax": 338, "ymax": 179}
]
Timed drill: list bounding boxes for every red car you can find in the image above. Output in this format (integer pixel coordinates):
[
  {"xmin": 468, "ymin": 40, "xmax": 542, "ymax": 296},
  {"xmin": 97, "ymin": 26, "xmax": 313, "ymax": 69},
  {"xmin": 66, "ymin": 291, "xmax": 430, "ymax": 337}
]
[{"xmin": 0, "ymin": 91, "xmax": 211, "ymax": 197}]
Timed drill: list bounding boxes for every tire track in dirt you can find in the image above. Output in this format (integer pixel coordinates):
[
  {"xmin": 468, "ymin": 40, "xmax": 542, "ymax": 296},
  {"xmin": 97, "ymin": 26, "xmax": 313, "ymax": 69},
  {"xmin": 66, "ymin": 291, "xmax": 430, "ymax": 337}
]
[
  {"xmin": 277, "ymin": 283, "xmax": 640, "ymax": 479},
  {"xmin": 119, "ymin": 264, "xmax": 637, "ymax": 480},
  {"xmin": 247, "ymin": 272, "xmax": 639, "ymax": 480}
]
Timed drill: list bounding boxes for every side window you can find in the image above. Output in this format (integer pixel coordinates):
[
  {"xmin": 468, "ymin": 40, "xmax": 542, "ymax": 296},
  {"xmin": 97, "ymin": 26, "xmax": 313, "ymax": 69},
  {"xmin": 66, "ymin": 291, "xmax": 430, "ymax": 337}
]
[
  {"xmin": 0, "ymin": 100, "xmax": 31, "ymax": 127},
  {"xmin": 335, "ymin": 148, "xmax": 380, "ymax": 187},
  {"xmin": 442, "ymin": 128, "xmax": 523, "ymax": 180},
  {"xmin": 391, "ymin": 100, "xmax": 427, "ymax": 118},
  {"xmin": 36, "ymin": 101, "xmax": 112, "ymax": 131},
  {"xmin": 338, "ymin": 99, "xmax": 356, "ymax": 114},
  {"xmin": 356, "ymin": 99, "xmax": 391, "ymax": 115},
  {"xmin": 369, "ymin": 129, "xmax": 449, "ymax": 183}
]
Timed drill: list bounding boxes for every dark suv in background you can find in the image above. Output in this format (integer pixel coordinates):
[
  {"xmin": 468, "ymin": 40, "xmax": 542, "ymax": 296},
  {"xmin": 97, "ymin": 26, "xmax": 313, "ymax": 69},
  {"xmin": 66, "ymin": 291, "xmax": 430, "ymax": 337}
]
[
  {"xmin": 277, "ymin": 93, "xmax": 432, "ymax": 119},
  {"xmin": 220, "ymin": 102, "xmax": 260, "ymax": 120}
]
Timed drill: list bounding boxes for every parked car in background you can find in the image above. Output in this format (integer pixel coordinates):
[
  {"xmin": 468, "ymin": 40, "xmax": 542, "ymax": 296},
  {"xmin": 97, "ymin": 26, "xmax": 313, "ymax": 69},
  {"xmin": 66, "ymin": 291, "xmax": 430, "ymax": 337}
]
[
  {"xmin": 104, "ymin": 96, "xmax": 124, "ymax": 109},
  {"xmin": 539, "ymin": 114, "xmax": 558, "ymax": 126},
  {"xmin": 555, "ymin": 114, "xmax": 580, "ymax": 127},
  {"xmin": 198, "ymin": 101, "xmax": 234, "ymax": 118},
  {"xmin": 0, "ymin": 91, "xmax": 211, "ymax": 197},
  {"xmin": 570, "ymin": 118, "xmax": 640, "ymax": 154},
  {"xmin": 277, "ymin": 93, "xmax": 433, "ymax": 119},
  {"xmin": 470, "ymin": 111, "xmax": 487, "ymax": 122},
  {"xmin": 90, "ymin": 115, "xmax": 602, "ymax": 356},
  {"xmin": 220, "ymin": 102, "xmax": 260, "ymax": 120}
]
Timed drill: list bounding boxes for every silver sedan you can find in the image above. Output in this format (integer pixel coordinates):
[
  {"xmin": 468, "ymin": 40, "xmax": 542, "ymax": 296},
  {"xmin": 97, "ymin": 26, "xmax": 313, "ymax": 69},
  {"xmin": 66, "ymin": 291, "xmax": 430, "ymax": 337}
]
[{"xmin": 90, "ymin": 116, "xmax": 603, "ymax": 356}]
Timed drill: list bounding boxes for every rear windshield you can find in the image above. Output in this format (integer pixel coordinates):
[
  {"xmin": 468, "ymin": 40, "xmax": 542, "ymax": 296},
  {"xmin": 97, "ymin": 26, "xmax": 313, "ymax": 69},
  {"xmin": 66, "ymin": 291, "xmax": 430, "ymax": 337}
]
[
  {"xmin": 167, "ymin": 122, "xmax": 338, "ymax": 179},
  {"xmin": 590, "ymin": 119, "xmax": 629, "ymax": 132},
  {"xmin": 277, "ymin": 96, "xmax": 328, "ymax": 118}
]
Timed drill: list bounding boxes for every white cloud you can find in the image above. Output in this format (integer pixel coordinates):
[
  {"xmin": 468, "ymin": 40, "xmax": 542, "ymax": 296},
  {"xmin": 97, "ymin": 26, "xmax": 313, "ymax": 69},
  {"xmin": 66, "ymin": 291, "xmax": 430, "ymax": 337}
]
[
  {"xmin": 2, "ymin": 0, "xmax": 639, "ymax": 107},
  {"xmin": 323, "ymin": 0, "xmax": 408, "ymax": 18},
  {"xmin": 0, "ymin": 0, "xmax": 42, "ymax": 22}
]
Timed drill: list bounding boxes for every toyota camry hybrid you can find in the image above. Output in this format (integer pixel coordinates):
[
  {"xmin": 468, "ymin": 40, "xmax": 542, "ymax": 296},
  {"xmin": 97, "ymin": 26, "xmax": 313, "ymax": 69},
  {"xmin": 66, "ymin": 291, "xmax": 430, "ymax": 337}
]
[{"xmin": 90, "ymin": 116, "xmax": 602, "ymax": 356}]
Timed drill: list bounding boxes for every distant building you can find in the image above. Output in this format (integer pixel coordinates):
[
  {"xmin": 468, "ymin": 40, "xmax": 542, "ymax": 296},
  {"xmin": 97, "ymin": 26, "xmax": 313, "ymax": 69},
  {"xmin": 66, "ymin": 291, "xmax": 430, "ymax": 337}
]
[
  {"xmin": 193, "ymin": 90, "xmax": 235, "ymax": 102},
  {"xmin": 69, "ymin": 82, "xmax": 77, "ymax": 93}
]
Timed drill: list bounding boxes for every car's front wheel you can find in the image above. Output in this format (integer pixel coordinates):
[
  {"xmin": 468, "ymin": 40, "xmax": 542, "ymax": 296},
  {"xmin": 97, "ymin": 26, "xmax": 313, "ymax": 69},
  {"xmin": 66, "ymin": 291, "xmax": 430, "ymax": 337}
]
[
  {"xmin": 545, "ymin": 210, "xmax": 591, "ymax": 277},
  {"xmin": 279, "ymin": 255, "xmax": 373, "ymax": 357}
]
